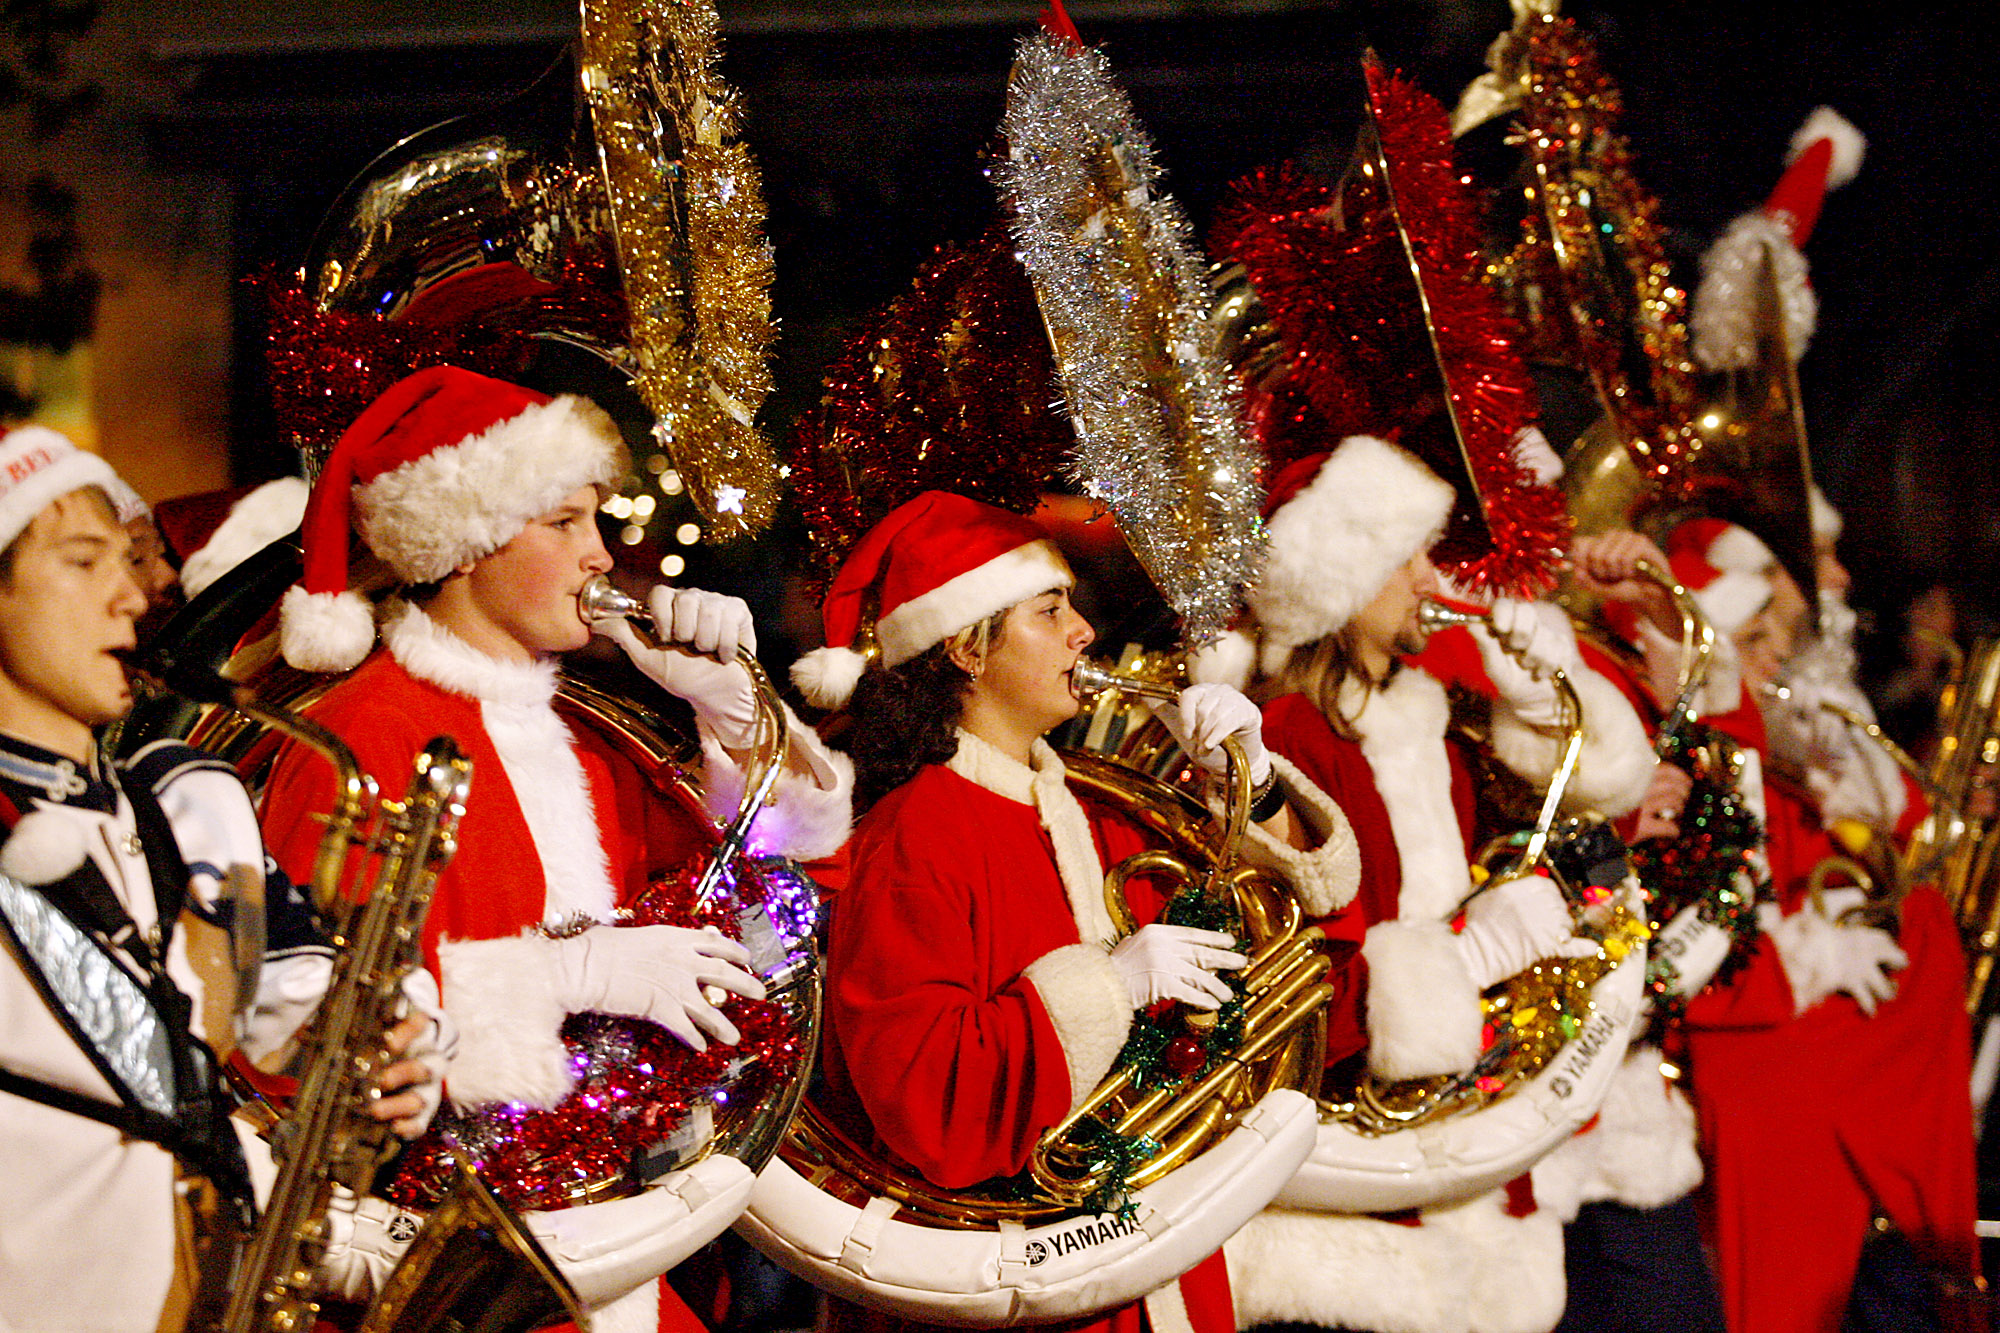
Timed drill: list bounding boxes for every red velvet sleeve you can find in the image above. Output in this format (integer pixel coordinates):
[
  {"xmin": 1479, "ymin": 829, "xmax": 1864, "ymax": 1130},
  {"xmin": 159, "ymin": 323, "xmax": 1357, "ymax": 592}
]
[{"xmin": 825, "ymin": 787, "xmax": 1079, "ymax": 1189}]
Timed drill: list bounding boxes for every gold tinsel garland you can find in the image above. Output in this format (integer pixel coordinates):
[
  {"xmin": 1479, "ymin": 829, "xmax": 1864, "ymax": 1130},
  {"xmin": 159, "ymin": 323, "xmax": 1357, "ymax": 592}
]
[{"xmin": 580, "ymin": 0, "xmax": 781, "ymax": 537}]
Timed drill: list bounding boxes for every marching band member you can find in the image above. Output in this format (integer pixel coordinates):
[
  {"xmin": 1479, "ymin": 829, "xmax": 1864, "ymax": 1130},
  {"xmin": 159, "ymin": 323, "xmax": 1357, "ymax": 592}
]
[
  {"xmin": 256, "ymin": 365, "xmax": 852, "ymax": 1333},
  {"xmin": 796, "ymin": 488, "xmax": 1360, "ymax": 1333},
  {"xmin": 0, "ymin": 425, "xmax": 448, "ymax": 1330},
  {"xmin": 1574, "ymin": 520, "xmax": 1979, "ymax": 1333},
  {"xmin": 1206, "ymin": 436, "xmax": 1657, "ymax": 1333}
]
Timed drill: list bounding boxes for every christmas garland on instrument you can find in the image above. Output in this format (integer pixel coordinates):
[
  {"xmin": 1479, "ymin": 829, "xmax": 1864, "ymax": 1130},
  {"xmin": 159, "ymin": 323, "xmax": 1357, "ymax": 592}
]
[
  {"xmin": 994, "ymin": 23, "xmax": 1266, "ymax": 644},
  {"xmin": 580, "ymin": 0, "xmax": 782, "ymax": 536},
  {"xmin": 1213, "ymin": 58, "xmax": 1570, "ymax": 597}
]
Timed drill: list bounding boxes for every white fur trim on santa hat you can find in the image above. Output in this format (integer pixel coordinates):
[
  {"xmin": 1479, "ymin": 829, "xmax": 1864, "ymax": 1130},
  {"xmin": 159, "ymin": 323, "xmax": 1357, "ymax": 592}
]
[
  {"xmin": 1250, "ymin": 436, "xmax": 1454, "ymax": 653},
  {"xmin": 791, "ymin": 645, "xmax": 870, "ymax": 710},
  {"xmin": 280, "ymin": 584, "xmax": 377, "ymax": 673},
  {"xmin": 1790, "ymin": 105, "xmax": 1865, "ymax": 188},
  {"xmin": 437, "ymin": 932, "xmax": 574, "ymax": 1106},
  {"xmin": 1022, "ymin": 942, "xmax": 1135, "ymax": 1115},
  {"xmin": 1691, "ymin": 212, "xmax": 1815, "ymax": 372},
  {"xmin": 1225, "ymin": 1189, "xmax": 1565, "ymax": 1333},
  {"xmin": 876, "ymin": 538, "xmax": 1072, "ymax": 669},
  {"xmin": 1707, "ymin": 523, "xmax": 1776, "ymax": 574},
  {"xmin": 1692, "ymin": 568, "xmax": 1772, "ymax": 637},
  {"xmin": 355, "ymin": 393, "xmax": 625, "ymax": 584},
  {"xmin": 0, "ymin": 426, "xmax": 121, "ymax": 555},
  {"xmin": 181, "ymin": 477, "xmax": 309, "ymax": 600}
]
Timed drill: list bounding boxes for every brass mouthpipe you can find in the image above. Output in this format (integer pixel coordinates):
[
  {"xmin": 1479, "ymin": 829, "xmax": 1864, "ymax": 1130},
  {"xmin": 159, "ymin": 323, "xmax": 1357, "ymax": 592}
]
[
  {"xmin": 1629, "ymin": 556, "xmax": 1715, "ymax": 747},
  {"xmin": 578, "ymin": 575, "xmax": 789, "ymax": 902},
  {"xmin": 1070, "ymin": 658, "xmax": 1256, "ymax": 853},
  {"xmin": 1415, "ymin": 599, "xmax": 1584, "ymax": 872}
]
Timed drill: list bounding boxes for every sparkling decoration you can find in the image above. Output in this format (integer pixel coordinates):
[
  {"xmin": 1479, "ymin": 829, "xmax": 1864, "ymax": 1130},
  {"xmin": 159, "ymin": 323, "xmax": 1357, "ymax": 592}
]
[
  {"xmin": 994, "ymin": 29, "xmax": 1267, "ymax": 644},
  {"xmin": 579, "ymin": 0, "xmax": 782, "ymax": 537},
  {"xmin": 786, "ymin": 225, "xmax": 1075, "ymax": 583},
  {"xmin": 263, "ymin": 267, "xmax": 629, "ymax": 477},
  {"xmin": 1472, "ymin": 886, "xmax": 1650, "ymax": 1090},
  {"xmin": 384, "ymin": 856, "xmax": 815, "ymax": 1212},
  {"xmin": 1632, "ymin": 724, "xmax": 1766, "ymax": 1029},
  {"xmin": 1484, "ymin": 13, "xmax": 1704, "ymax": 497},
  {"xmin": 1212, "ymin": 58, "xmax": 1569, "ymax": 596}
]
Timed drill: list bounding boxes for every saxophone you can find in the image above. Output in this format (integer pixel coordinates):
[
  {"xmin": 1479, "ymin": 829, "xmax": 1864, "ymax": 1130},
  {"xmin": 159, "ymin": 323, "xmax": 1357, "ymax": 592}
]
[{"xmin": 139, "ymin": 659, "xmax": 581, "ymax": 1333}]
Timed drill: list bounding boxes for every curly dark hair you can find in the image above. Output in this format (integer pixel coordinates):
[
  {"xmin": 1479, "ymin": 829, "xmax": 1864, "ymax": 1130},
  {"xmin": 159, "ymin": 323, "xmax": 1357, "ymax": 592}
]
[{"xmin": 846, "ymin": 609, "xmax": 1009, "ymax": 814}]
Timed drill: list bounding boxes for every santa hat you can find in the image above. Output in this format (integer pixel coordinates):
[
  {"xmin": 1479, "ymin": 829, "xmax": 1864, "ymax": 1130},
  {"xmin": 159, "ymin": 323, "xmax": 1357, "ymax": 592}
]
[
  {"xmin": 1808, "ymin": 483, "xmax": 1842, "ymax": 543},
  {"xmin": 791, "ymin": 490, "xmax": 1073, "ymax": 710},
  {"xmin": 1243, "ymin": 436, "xmax": 1454, "ymax": 672},
  {"xmin": 1692, "ymin": 107, "xmax": 1864, "ymax": 372},
  {"xmin": 1665, "ymin": 517, "xmax": 1775, "ymax": 635},
  {"xmin": 281, "ymin": 366, "xmax": 626, "ymax": 672},
  {"xmin": 0, "ymin": 425, "xmax": 123, "ymax": 553},
  {"xmin": 174, "ymin": 477, "xmax": 311, "ymax": 601}
]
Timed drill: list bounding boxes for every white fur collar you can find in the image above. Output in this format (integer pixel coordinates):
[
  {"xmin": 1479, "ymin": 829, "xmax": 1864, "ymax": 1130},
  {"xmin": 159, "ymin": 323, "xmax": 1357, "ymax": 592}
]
[
  {"xmin": 382, "ymin": 601, "xmax": 558, "ymax": 708},
  {"xmin": 384, "ymin": 601, "xmax": 615, "ymax": 924},
  {"xmin": 1348, "ymin": 668, "xmax": 1476, "ymax": 923},
  {"xmin": 947, "ymin": 728, "xmax": 1116, "ymax": 945}
]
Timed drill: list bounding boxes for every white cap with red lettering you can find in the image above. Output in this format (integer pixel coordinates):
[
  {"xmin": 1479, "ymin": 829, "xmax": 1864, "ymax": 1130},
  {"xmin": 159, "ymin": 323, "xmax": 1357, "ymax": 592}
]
[{"xmin": 0, "ymin": 426, "xmax": 121, "ymax": 553}]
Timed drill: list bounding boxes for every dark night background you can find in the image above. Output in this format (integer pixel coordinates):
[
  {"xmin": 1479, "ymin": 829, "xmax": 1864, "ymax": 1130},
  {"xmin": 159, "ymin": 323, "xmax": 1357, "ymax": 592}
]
[{"xmin": 127, "ymin": 0, "xmax": 2000, "ymax": 669}]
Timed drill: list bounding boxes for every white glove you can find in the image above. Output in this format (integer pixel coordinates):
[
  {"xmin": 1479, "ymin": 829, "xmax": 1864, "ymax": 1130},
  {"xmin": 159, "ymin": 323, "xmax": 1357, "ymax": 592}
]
[
  {"xmin": 598, "ymin": 587, "xmax": 759, "ymax": 749},
  {"xmin": 1475, "ymin": 598, "xmax": 1583, "ymax": 728},
  {"xmin": 391, "ymin": 968, "xmax": 456, "ymax": 1139},
  {"xmin": 524, "ymin": 1155, "xmax": 755, "ymax": 1309},
  {"xmin": 317, "ymin": 1186, "xmax": 425, "ymax": 1302},
  {"xmin": 1455, "ymin": 872, "xmax": 1598, "ymax": 991},
  {"xmin": 553, "ymin": 924, "xmax": 766, "ymax": 1050},
  {"xmin": 1150, "ymin": 683, "xmax": 1273, "ymax": 787},
  {"xmin": 1762, "ymin": 894, "xmax": 1909, "ymax": 1016},
  {"xmin": 1108, "ymin": 923, "xmax": 1248, "ymax": 1010}
]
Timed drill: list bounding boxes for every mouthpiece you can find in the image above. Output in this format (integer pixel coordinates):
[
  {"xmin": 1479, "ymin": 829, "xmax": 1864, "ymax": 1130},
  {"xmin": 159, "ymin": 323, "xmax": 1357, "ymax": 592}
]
[
  {"xmin": 579, "ymin": 575, "xmax": 653, "ymax": 631},
  {"xmin": 1070, "ymin": 659, "xmax": 1180, "ymax": 703},
  {"xmin": 1415, "ymin": 598, "xmax": 1487, "ymax": 638}
]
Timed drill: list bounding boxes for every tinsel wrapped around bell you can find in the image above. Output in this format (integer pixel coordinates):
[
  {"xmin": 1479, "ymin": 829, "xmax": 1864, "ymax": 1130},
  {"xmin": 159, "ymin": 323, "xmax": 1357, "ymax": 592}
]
[
  {"xmin": 383, "ymin": 860, "xmax": 803, "ymax": 1213},
  {"xmin": 1211, "ymin": 57, "xmax": 1570, "ymax": 597},
  {"xmin": 994, "ymin": 22, "xmax": 1268, "ymax": 643}
]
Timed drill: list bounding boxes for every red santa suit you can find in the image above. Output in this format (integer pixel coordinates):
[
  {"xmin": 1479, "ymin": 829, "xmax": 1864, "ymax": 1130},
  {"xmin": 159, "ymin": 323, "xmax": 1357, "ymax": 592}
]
[
  {"xmin": 260, "ymin": 603, "xmax": 851, "ymax": 1333},
  {"xmin": 820, "ymin": 726, "xmax": 1358, "ymax": 1333},
  {"xmin": 1676, "ymin": 687, "xmax": 1978, "ymax": 1333},
  {"xmin": 1226, "ymin": 645, "xmax": 1654, "ymax": 1333}
]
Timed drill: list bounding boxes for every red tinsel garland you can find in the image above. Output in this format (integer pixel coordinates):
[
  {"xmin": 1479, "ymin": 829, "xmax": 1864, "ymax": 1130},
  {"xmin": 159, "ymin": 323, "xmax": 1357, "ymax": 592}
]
[
  {"xmin": 260, "ymin": 261, "xmax": 629, "ymax": 473},
  {"xmin": 1211, "ymin": 60, "xmax": 1568, "ymax": 597},
  {"xmin": 382, "ymin": 859, "xmax": 801, "ymax": 1213},
  {"xmin": 786, "ymin": 224, "xmax": 1074, "ymax": 588}
]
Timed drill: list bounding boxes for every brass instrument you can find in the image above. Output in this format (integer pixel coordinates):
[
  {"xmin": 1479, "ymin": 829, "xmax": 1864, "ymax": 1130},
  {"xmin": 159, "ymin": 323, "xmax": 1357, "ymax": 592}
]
[
  {"xmin": 134, "ymin": 661, "xmax": 582, "ymax": 1333},
  {"xmin": 1329, "ymin": 600, "xmax": 1649, "ymax": 1134},
  {"xmin": 767, "ymin": 657, "xmax": 1330, "ymax": 1227},
  {"xmin": 1903, "ymin": 639, "xmax": 2000, "ymax": 1015}
]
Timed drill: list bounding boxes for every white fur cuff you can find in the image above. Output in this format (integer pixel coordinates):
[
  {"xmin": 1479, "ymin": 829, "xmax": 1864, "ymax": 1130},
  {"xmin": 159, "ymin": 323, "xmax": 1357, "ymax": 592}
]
[
  {"xmin": 1489, "ymin": 666, "xmax": 1657, "ymax": 820},
  {"xmin": 438, "ymin": 933, "xmax": 573, "ymax": 1107},
  {"xmin": 1022, "ymin": 943, "xmax": 1135, "ymax": 1113},
  {"xmin": 699, "ymin": 726, "xmax": 855, "ymax": 863},
  {"xmin": 1362, "ymin": 919, "xmax": 1484, "ymax": 1080},
  {"xmin": 1230, "ymin": 755, "xmax": 1362, "ymax": 917}
]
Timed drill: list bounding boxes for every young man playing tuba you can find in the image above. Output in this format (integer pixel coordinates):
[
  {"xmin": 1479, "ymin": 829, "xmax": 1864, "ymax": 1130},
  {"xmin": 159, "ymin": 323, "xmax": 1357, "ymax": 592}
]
[{"xmin": 257, "ymin": 365, "xmax": 852, "ymax": 1333}]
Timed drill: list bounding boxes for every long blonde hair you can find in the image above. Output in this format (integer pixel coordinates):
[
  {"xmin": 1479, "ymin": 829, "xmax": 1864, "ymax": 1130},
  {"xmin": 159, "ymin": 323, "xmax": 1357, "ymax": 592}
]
[{"xmin": 1252, "ymin": 625, "xmax": 1376, "ymax": 740}]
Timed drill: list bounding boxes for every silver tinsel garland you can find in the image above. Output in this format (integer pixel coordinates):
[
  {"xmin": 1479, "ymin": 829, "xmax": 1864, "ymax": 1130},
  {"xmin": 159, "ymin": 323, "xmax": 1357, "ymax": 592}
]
[
  {"xmin": 1690, "ymin": 213, "xmax": 1816, "ymax": 372},
  {"xmin": 994, "ymin": 31, "xmax": 1266, "ymax": 645}
]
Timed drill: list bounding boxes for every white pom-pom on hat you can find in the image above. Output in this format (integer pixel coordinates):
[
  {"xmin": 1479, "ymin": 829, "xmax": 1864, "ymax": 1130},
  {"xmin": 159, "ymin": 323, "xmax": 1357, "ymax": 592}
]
[
  {"xmin": 1787, "ymin": 106, "xmax": 1865, "ymax": 189},
  {"xmin": 1188, "ymin": 629, "xmax": 1257, "ymax": 691},
  {"xmin": 791, "ymin": 645, "xmax": 871, "ymax": 710},
  {"xmin": 280, "ymin": 585, "xmax": 378, "ymax": 673},
  {"xmin": 1, "ymin": 809, "xmax": 91, "ymax": 886}
]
